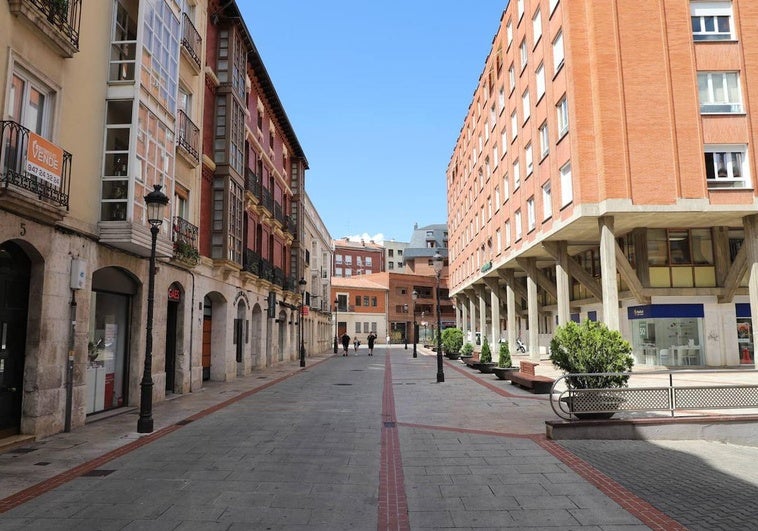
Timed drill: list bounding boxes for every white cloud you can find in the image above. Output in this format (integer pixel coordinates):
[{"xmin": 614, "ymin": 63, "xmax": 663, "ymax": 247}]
[{"xmin": 344, "ymin": 232, "xmax": 384, "ymax": 244}]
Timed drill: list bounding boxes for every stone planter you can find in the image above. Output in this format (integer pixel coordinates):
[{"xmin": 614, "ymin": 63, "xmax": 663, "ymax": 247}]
[
  {"xmin": 492, "ymin": 367, "xmax": 518, "ymax": 380},
  {"xmin": 560, "ymin": 393, "xmax": 625, "ymax": 420},
  {"xmin": 445, "ymin": 351, "xmax": 461, "ymax": 360},
  {"xmin": 476, "ymin": 362, "xmax": 497, "ymax": 374}
]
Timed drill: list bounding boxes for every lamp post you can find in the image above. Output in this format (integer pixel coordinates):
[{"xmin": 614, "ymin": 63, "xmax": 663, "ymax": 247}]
[
  {"xmin": 403, "ymin": 303, "xmax": 408, "ymax": 349},
  {"xmin": 298, "ymin": 277, "xmax": 307, "ymax": 367},
  {"xmin": 333, "ymin": 297, "xmax": 339, "ymax": 353},
  {"xmin": 433, "ymin": 251, "xmax": 444, "ymax": 383},
  {"xmin": 137, "ymin": 184, "xmax": 169, "ymax": 433},
  {"xmin": 412, "ymin": 290, "xmax": 418, "ymax": 358}
]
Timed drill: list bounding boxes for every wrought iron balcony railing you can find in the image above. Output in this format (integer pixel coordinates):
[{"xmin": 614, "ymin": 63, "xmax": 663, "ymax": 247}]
[
  {"xmin": 10, "ymin": 0, "xmax": 82, "ymax": 53},
  {"xmin": 243, "ymin": 249, "xmax": 275, "ymax": 283},
  {"xmin": 273, "ymin": 266, "xmax": 285, "ymax": 287},
  {"xmin": 0, "ymin": 120, "xmax": 72, "ymax": 209},
  {"xmin": 180, "ymin": 12, "xmax": 202, "ymax": 70},
  {"xmin": 177, "ymin": 110, "xmax": 200, "ymax": 164},
  {"xmin": 262, "ymin": 187, "xmax": 273, "ymax": 214},
  {"xmin": 245, "ymin": 168, "xmax": 262, "ymax": 200},
  {"xmin": 172, "ymin": 216, "xmax": 199, "ymax": 262}
]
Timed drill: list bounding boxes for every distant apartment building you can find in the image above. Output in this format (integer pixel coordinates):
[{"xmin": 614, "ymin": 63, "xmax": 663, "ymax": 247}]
[
  {"xmin": 447, "ymin": 0, "xmax": 758, "ymax": 367},
  {"xmin": 332, "ymin": 275, "xmax": 387, "ymax": 344},
  {"xmin": 332, "ymin": 237, "xmax": 384, "ymax": 277},
  {"xmin": 384, "ymin": 240, "xmax": 408, "ymax": 272}
]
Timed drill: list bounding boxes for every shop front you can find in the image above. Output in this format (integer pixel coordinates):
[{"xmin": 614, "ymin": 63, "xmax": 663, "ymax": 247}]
[
  {"xmin": 736, "ymin": 303, "xmax": 754, "ymax": 365},
  {"xmin": 628, "ymin": 304, "xmax": 704, "ymax": 367}
]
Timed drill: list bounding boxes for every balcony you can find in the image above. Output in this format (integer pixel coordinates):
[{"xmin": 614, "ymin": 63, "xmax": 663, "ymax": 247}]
[
  {"xmin": 245, "ymin": 168, "xmax": 262, "ymax": 201},
  {"xmin": 243, "ymin": 248, "xmax": 275, "ymax": 283},
  {"xmin": 0, "ymin": 120, "xmax": 71, "ymax": 222},
  {"xmin": 8, "ymin": 0, "xmax": 82, "ymax": 58},
  {"xmin": 180, "ymin": 12, "xmax": 202, "ymax": 72},
  {"xmin": 172, "ymin": 216, "xmax": 199, "ymax": 266},
  {"xmin": 176, "ymin": 110, "xmax": 200, "ymax": 166}
]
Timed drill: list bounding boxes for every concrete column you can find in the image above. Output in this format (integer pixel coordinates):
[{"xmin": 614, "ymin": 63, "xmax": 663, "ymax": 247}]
[
  {"xmin": 478, "ymin": 288, "xmax": 487, "ymax": 346},
  {"xmin": 454, "ymin": 298, "xmax": 461, "ymax": 329},
  {"xmin": 468, "ymin": 294, "xmax": 477, "ymax": 343},
  {"xmin": 744, "ymin": 215, "xmax": 758, "ymax": 366},
  {"xmin": 506, "ymin": 282, "xmax": 516, "ymax": 354},
  {"xmin": 555, "ymin": 240, "xmax": 571, "ymax": 326},
  {"xmin": 460, "ymin": 296, "xmax": 469, "ymax": 338},
  {"xmin": 599, "ymin": 216, "xmax": 620, "ymax": 331},
  {"xmin": 526, "ymin": 267, "xmax": 540, "ymax": 361},
  {"xmin": 484, "ymin": 278, "xmax": 501, "ymax": 344}
]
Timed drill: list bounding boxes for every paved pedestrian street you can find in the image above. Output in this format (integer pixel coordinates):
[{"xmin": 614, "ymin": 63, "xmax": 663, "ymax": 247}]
[{"xmin": 0, "ymin": 346, "xmax": 757, "ymax": 529}]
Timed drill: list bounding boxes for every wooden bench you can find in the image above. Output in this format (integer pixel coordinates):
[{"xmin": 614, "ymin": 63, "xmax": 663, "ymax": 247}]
[{"xmin": 509, "ymin": 361, "xmax": 555, "ymax": 394}]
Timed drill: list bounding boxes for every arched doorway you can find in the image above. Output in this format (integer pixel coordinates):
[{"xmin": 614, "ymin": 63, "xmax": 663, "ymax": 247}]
[
  {"xmin": 278, "ymin": 309, "xmax": 287, "ymax": 361},
  {"xmin": 251, "ymin": 303, "xmax": 263, "ymax": 367},
  {"xmin": 88, "ymin": 267, "xmax": 137, "ymax": 414},
  {"xmin": 0, "ymin": 242, "xmax": 30, "ymax": 437},
  {"xmin": 202, "ymin": 296, "xmax": 212, "ymax": 381}
]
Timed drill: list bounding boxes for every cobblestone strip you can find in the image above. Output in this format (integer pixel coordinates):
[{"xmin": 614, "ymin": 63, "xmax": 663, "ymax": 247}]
[
  {"xmin": 534, "ymin": 437, "xmax": 686, "ymax": 530},
  {"xmin": 377, "ymin": 351, "xmax": 410, "ymax": 531}
]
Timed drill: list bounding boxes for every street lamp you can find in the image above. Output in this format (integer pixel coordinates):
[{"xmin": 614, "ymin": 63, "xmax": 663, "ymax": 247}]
[
  {"xmin": 433, "ymin": 250, "xmax": 444, "ymax": 383},
  {"xmin": 403, "ymin": 303, "xmax": 408, "ymax": 349},
  {"xmin": 333, "ymin": 297, "xmax": 339, "ymax": 353},
  {"xmin": 412, "ymin": 290, "xmax": 418, "ymax": 358},
  {"xmin": 137, "ymin": 184, "xmax": 169, "ymax": 433},
  {"xmin": 298, "ymin": 277, "xmax": 307, "ymax": 367}
]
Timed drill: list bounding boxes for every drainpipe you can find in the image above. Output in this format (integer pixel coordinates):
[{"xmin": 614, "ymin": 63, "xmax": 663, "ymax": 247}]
[{"xmin": 64, "ymin": 291, "xmax": 76, "ymax": 433}]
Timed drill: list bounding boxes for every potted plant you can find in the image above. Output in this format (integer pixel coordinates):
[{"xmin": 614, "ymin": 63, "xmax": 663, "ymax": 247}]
[
  {"xmin": 549, "ymin": 319, "xmax": 634, "ymax": 419},
  {"xmin": 474, "ymin": 338, "xmax": 496, "ymax": 373},
  {"xmin": 442, "ymin": 327, "xmax": 463, "ymax": 360},
  {"xmin": 459, "ymin": 342, "xmax": 474, "ymax": 364},
  {"xmin": 492, "ymin": 341, "xmax": 518, "ymax": 380}
]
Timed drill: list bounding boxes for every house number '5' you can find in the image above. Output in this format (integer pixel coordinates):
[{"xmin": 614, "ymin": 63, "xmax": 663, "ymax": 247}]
[{"xmin": 19, "ymin": 223, "xmax": 26, "ymax": 236}]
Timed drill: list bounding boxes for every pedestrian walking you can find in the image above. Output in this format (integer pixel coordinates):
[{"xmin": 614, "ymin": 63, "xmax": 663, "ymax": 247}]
[
  {"xmin": 354, "ymin": 337, "xmax": 359, "ymax": 352},
  {"xmin": 367, "ymin": 332, "xmax": 376, "ymax": 356},
  {"xmin": 341, "ymin": 333, "xmax": 351, "ymax": 356}
]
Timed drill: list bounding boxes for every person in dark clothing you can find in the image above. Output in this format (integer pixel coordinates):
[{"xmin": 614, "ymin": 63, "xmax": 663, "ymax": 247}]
[
  {"xmin": 341, "ymin": 333, "xmax": 351, "ymax": 356},
  {"xmin": 367, "ymin": 332, "xmax": 376, "ymax": 356}
]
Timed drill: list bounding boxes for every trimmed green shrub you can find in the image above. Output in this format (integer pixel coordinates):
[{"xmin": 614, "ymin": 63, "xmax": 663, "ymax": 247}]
[
  {"xmin": 461, "ymin": 342, "xmax": 474, "ymax": 356},
  {"xmin": 498, "ymin": 341, "xmax": 512, "ymax": 368},
  {"xmin": 441, "ymin": 327, "xmax": 463, "ymax": 355},
  {"xmin": 479, "ymin": 338, "xmax": 492, "ymax": 363},
  {"xmin": 549, "ymin": 319, "xmax": 634, "ymax": 389}
]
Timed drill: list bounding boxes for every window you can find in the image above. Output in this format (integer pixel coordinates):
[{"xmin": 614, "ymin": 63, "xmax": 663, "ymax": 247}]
[
  {"xmin": 501, "ymin": 127, "xmax": 508, "ymax": 153},
  {"xmin": 372, "ymin": 297, "xmax": 378, "ymax": 306},
  {"xmin": 388, "ymin": 249, "xmax": 394, "ymax": 257},
  {"xmin": 336, "ymin": 267, "xmax": 343, "ymax": 276},
  {"xmin": 335, "ymin": 254, "xmax": 343, "ymax": 264},
  {"xmin": 493, "ymin": 144, "xmax": 499, "ymax": 166},
  {"xmin": 498, "ymin": 86, "xmax": 505, "ymax": 112},
  {"xmin": 509, "ymin": 64, "xmax": 516, "ymax": 92},
  {"xmin": 366, "ymin": 256, "xmax": 373, "ymax": 266},
  {"xmin": 515, "ymin": 210, "xmax": 523, "ymax": 240},
  {"xmin": 495, "ymin": 185, "xmax": 501, "ymax": 207},
  {"xmin": 345, "ymin": 255, "xmax": 352, "ymax": 265},
  {"xmin": 539, "ymin": 121, "xmax": 550, "ymax": 158},
  {"xmin": 487, "ymin": 196, "xmax": 492, "ymax": 218},
  {"xmin": 389, "ymin": 262, "xmax": 394, "ymax": 270},
  {"xmin": 398, "ymin": 249, "xmax": 403, "ymax": 256},
  {"xmin": 542, "ymin": 181, "xmax": 552, "ymax": 219},
  {"xmin": 698, "ymin": 72, "xmax": 742, "ymax": 113},
  {"xmin": 511, "ymin": 111, "xmax": 518, "ymax": 140},
  {"xmin": 525, "ymin": 143, "xmax": 533, "ymax": 175},
  {"xmin": 527, "ymin": 197, "xmax": 536, "ymax": 231},
  {"xmin": 355, "ymin": 296, "xmax": 362, "ymax": 307},
  {"xmin": 513, "ymin": 159, "xmax": 521, "ymax": 189},
  {"xmin": 522, "ymin": 89, "xmax": 531, "ymax": 122},
  {"xmin": 7, "ymin": 69, "xmax": 53, "ymax": 135},
  {"xmin": 345, "ymin": 268, "xmax": 352, "ymax": 277},
  {"xmin": 505, "ymin": 220, "xmax": 511, "ymax": 247},
  {"xmin": 690, "ymin": 1, "xmax": 733, "ymax": 41},
  {"xmin": 496, "ymin": 229, "xmax": 502, "ymax": 252},
  {"xmin": 355, "ymin": 322, "xmax": 361, "ymax": 334},
  {"xmin": 520, "ymin": 39, "xmax": 528, "ymax": 70},
  {"xmin": 536, "ymin": 63, "xmax": 546, "ymax": 100},
  {"xmin": 704, "ymin": 145, "xmax": 748, "ymax": 188},
  {"xmin": 560, "ymin": 162, "xmax": 573, "ymax": 206},
  {"xmin": 506, "ymin": 20, "xmax": 513, "ymax": 47},
  {"xmin": 503, "ymin": 173, "xmax": 510, "ymax": 199},
  {"xmin": 532, "ymin": 9, "xmax": 542, "ymax": 45},
  {"xmin": 556, "ymin": 96, "xmax": 569, "ymax": 138},
  {"xmin": 550, "ymin": 0, "xmax": 560, "ymax": 15},
  {"xmin": 517, "ymin": 0, "xmax": 524, "ymax": 20},
  {"xmin": 363, "ymin": 296, "xmax": 370, "ymax": 306},
  {"xmin": 552, "ymin": 31, "xmax": 564, "ymax": 73}
]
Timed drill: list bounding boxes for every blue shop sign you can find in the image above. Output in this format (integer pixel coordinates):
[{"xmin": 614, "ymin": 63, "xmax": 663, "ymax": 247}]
[
  {"xmin": 736, "ymin": 303, "xmax": 752, "ymax": 318},
  {"xmin": 627, "ymin": 304, "xmax": 704, "ymax": 320}
]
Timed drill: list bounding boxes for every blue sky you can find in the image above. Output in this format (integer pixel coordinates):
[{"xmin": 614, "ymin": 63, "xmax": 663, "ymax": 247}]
[{"xmin": 238, "ymin": 1, "xmax": 507, "ymax": 243}]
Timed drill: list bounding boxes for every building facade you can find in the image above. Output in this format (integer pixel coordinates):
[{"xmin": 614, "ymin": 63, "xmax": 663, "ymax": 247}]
[
  {"xmin": 384, "ymin": 240, "xmax": 408, "ymax": 272},
  {"xmin": 332, "ymin": 237, "xmax": 384, "ymax": 277},
  {"xmin": 331, "ymin": 276, "xmax": 387, "ymax": 347},
  {"xmin": 447, "ymin": 0, "xmax": 758, "ymax": 367},
  {"xmin": 0, "ymin": 0, "xmax": 320, "ymax": 440},
  {"xmin": 302, "ymin": 192, "xmax": 333, "ymax": 354}
]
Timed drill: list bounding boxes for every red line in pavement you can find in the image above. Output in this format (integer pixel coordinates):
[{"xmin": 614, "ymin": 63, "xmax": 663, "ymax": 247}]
[
  {"xmin": 0, "ymin": 359, "xmax": 330, "ymax": 514},
  {"xmin": 377, "ymin": 351, "xmax": 410, "ymax": 531},
  {"xmin": 533, "ymin": 436, "xmax": 687, "ymax": 530},
  {"xmin": 445, "ymin": 359, "xmax": 549, "ymax": 401}
]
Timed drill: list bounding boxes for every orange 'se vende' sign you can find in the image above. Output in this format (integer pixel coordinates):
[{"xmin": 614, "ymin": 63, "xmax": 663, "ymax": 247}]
[{"xmin": 26, "ymin": 132, "xmax": 63, "ymax": 188}]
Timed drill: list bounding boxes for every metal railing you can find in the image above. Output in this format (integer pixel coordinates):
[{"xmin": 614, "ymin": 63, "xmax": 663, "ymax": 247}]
[
  {"xmin": 0, "ymin": 120, "xmax": 72, "ymax": 209},
  {"xmin": 176, "ymin": 110, "xmax": 200, "ymax": 164},
  {"xmin": 25, "ymin": 0, "xmax": 82, "ymax": 49},
  {"xmin": 181, "ymin": 12, "xmax": 202, "ymax": 70},
  {"xmin": 550, "ymin": 370, "xmax": 758, "ymax": 420}
]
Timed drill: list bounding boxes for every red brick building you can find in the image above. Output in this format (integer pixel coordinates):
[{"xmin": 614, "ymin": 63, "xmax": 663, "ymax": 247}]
[{"xmin": 332, "ymin": 237, "xmax": 384, "ymax": 277}]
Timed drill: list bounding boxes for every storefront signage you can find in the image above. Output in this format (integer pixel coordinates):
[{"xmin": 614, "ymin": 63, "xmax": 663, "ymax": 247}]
[
  {"xmin": 736, "ymin": 303, "xmax": 752, "ymax": 318},
  {"xmin": 301, "ymin": 306, "xmax": 309, "ymax": 316},
  {"xmin": 168, "ymin": 286, "xmax": 181, "ymax": 302},
  {"xmin": 25, "ymin": 132, "xmax": 63, "ymax": 188},
  {"xmin": 627, "ymin": 304, "xmax": 704, "ymax": 320}
]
